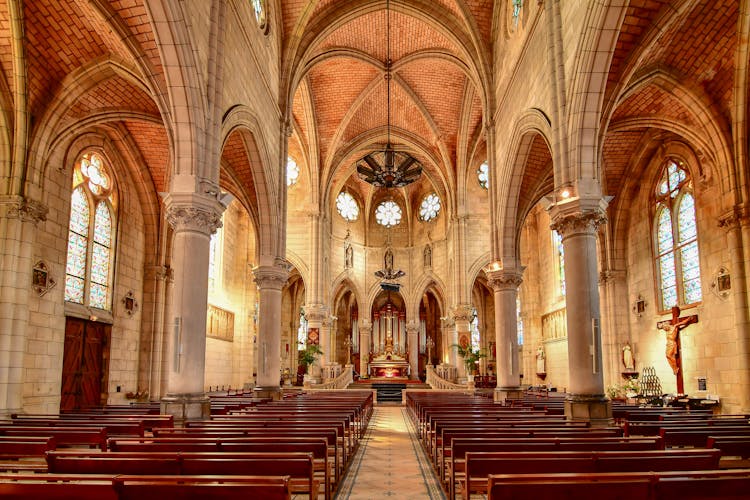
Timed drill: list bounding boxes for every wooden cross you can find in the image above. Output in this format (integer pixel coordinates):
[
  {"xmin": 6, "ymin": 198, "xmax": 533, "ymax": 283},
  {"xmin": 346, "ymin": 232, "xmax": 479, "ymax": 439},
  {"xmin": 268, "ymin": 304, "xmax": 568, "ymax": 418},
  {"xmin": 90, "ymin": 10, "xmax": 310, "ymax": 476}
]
[{"xmin": 656, "ymin": 306, "xmax": 698, "ymax": 394}]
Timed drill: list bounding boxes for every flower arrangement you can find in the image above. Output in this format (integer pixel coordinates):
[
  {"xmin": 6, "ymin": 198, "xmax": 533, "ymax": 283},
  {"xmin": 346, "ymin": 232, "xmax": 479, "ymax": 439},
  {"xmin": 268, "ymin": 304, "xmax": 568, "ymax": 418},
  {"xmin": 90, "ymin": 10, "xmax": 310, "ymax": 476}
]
[{"xmin": 452, "ymin": 343, "xmax": 487, "ymax": 375}]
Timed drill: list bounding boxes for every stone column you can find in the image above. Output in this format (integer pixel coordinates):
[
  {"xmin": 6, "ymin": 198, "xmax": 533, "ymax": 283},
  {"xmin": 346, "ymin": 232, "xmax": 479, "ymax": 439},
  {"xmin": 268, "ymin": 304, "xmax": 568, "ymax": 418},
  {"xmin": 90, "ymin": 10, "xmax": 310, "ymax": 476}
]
[
  {"xmin": 252, "ymin": 264, "xmax": 289, "ymax": 396},
  {"xmin": 143, "ymin": 264, "xmax": 171, "ymax": 400},
  {"xmin": 719, "ymin": 208, "xmax": 750, "ymax": 412},
  {"xmin": 487, "ymin": 268, "xmax": 524, "ymax": 402},
  {"xmin": 453, "ymin": 304, "xmax": 474, "ymax": 379},
  {"xmin": 0, "ymin": 197, "xmax": 47, "ymax": 417},
  {"xmin": 161, "ymin": 193, "xmax": 223, "ymax": 422},
  {"xmin": 406, "ymin": 321, "xmax": 419, "ymax": 380},
  {"xmin": 359, "ymin": 319, "xmax": 372, "ymax": 378},
  {"xmin": 304, "ymin": 303, "xmax": 328, "ymax": 381},
  {"xmin": 550, "ymin": 201, "xmax": 611, "ymax": 424}
]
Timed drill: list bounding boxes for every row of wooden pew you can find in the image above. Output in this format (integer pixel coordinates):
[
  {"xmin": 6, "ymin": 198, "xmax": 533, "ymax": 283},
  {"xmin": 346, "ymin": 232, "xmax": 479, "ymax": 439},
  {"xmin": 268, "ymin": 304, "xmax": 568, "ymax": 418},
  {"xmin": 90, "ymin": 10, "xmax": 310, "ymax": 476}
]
[
  {"xmin": 407, "ymin": 390, "xmax": 750, "ymax": 499},
  {"xmin": 0, "ymin": 390, "xmax": 373, "ymax": 499}
]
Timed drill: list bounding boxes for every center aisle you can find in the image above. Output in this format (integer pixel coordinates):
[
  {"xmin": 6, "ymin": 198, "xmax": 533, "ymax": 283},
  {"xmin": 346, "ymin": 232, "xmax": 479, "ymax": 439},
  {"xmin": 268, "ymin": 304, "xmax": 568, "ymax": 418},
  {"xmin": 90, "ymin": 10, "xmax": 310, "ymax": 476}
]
[{"xmin": 335, "ymin": 405, "xmax": 446, "ymax": 499}]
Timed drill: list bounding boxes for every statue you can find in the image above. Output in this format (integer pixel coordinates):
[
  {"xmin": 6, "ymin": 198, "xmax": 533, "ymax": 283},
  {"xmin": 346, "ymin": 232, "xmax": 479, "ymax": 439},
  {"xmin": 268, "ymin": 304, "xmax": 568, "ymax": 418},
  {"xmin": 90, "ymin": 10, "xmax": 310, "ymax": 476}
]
[
  {"xmin": 423, "ymin": 244, "xmax": 432, "ymax": 268},
  {"xmin": 384, "ymin": 247, "xmax": 394, "ymax": 273},
  {"xmin": 536, "ymin": 345, "xmax": 546, "ymax": 374},
  {"xmin": 657, "ymin": 306, "xmax": 698, "ymax": 394},
  {"xmin": 622, "ymin": 343, "xmax": 635, "ymax": 371},
  {"xmin": 344, "ymin": 230, "xmax": 353, "ymax": 269}
]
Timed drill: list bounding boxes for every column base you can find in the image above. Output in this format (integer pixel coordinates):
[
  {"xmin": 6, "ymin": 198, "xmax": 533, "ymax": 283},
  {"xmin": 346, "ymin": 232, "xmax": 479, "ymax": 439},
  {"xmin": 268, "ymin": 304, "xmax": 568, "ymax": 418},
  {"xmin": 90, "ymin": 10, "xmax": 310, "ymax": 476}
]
[
  {"xmin": 161, "ymin": 393, "xmax": 210, "ymax": 426},
  {"xmin": 253, "ymin": 386, "xmax": 283, "ymax": 401},
  {"xmin": 564, "ymin": 394, "xmax": 613, "ymax": 427},
  {"xmin": 494, "ymin": 387, "xmax": 524, "ymax": 404}
]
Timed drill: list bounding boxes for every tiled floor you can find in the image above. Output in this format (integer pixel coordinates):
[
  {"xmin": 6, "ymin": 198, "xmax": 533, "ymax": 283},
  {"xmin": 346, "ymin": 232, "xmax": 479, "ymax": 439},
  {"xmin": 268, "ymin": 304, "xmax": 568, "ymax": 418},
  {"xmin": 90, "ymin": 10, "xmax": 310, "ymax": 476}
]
[{"xmin": 336, "ymin": 405, "xmax": 445, "ymax": 499}]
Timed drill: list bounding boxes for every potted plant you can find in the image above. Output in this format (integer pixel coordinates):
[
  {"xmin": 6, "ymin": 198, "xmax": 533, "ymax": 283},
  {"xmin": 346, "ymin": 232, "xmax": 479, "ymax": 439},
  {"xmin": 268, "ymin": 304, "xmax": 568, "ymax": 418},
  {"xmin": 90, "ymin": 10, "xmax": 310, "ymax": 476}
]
[
  {"xmin": 452, "ymin": 343, "xmax": 487, "ymax": 379},
  {"xmin": 298, "ymin": 343, "xmax": 323, "ymax": 374}
]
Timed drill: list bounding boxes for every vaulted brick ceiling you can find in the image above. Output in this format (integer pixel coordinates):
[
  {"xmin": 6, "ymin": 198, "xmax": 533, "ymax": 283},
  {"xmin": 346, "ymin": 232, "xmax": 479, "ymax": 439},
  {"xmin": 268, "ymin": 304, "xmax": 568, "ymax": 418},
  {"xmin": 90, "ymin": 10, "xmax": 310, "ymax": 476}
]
[{"xmin": 286, "ymin": 1, "xmax": 487, "ymax": 209}]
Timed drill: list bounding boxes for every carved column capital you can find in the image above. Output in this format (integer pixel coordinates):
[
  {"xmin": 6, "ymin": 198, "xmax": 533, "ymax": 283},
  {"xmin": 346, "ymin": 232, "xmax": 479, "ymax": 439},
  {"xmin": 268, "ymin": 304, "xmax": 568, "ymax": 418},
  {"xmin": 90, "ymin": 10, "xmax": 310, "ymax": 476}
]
[
  {"xmin": 252, "ymin": 265, "xmax": 289, "ymax": 291},
  {"xmin": 406, "ymin": 321, "xmax": 420, "ymax": 334},
  {"xmin": 302, "ymin": 303, "xmax": 329, "ymax": 323},
  {"xmin": 718, "ymin": 205, "xmax": 750, "ymax": 231},
  {"xmin": 599, "ymin": 269, "xmax": 626, "ymax": 285},
  {"xmin": 550, "ymin": 209, "xmax": 607, "ymax": 238},
  {"xmin": 486, "ymin": 268, "xmax": 524, "ymax": 291},
  {"xmin": 145, "ymin": 265, "xmax": 172, "ymax": 282},
  {"xmin": 451, "ymin": 304, "xmax": 474, "ymax": 323},
  {"xmin": 164, "ymin": 192, "xmax": 224, "ymax": 236},
  {"xmin": 1, "ymin": 196, "xmax": 48, "ymax": 224}
]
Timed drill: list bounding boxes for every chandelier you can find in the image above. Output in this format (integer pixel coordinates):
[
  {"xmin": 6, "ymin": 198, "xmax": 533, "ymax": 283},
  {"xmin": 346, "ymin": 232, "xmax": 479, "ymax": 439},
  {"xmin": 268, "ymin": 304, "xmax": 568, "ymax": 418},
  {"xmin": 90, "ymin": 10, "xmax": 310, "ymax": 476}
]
[{"xmin": 356, "ymin": 0, "xmax": 422, "ymax": 189}]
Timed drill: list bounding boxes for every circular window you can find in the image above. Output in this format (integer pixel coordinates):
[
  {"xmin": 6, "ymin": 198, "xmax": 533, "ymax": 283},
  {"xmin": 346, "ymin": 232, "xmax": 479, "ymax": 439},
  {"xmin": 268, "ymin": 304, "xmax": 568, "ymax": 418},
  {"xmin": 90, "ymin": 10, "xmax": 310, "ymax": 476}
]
[
  {"xmin": 419, "ymin": 193, "xmax": 441, "ymax": 221},
  {"xmin": 375, "ymin": 200, "xmax": 402, "ymax": 227},
  {"xmin": 477, "ymin": 161, "xmax": 489, "ymax": 189},
  {"xmin": 336, "ymin": 191, "xmax": 359, "ymax": 221},
  {"xmin": 286, "ymin": 157, "xmax": 299, "ymax": 187}
]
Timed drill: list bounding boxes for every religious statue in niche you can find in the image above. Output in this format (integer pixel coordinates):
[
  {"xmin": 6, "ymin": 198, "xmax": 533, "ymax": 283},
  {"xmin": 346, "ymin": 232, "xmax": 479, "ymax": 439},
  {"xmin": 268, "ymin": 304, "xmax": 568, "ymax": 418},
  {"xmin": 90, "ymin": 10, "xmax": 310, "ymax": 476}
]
[
  {"xmin": 31, "ymin": 261, "xmax": 56, "ymax": 297},
  {"xmin": 344, "ymin": 230, "xmax": 353, "ymax": 269},
  {"xmin": 423, "ymin": 244, "xmax": 432, "ymax": 268},
  {"xmin": 535, "ymin": 345, "xmax": 546, "ymax": 375},
  {"xmin": 384, "ymin": 247, "xmax": 394, "ymax": 273},
  {"xmin": 657, "ymin": 306, "xmax": 698, "ymax": 394},
  {"xmin": 622, "ymin": 343, "xmax": 635, "ymax": 371}
]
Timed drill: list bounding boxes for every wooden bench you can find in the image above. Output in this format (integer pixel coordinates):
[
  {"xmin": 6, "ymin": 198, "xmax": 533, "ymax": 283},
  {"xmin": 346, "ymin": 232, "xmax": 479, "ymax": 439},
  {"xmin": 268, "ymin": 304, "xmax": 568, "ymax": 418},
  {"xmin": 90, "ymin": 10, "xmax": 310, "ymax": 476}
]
[
  {"xmin": 0, "ymin": 426, "xmax": 107, "ymax": 450},
  {"xmin": 459, "ymin": 448, "xmax": 721, "ymax": 500},
  {"xmin": 46, "ymin": 451, "xmax": 317, "ymax": 498},
  {"xmin": 106, "ymin": 436, "xmax": 332, "ymax": 499},
  {"xmin": 3, "ymin": 418, "xmax": 145, "ymax": 437},
  {"xmin": 113, "ymin": 474, "xmax": 292, "ymax": 500},
  {"xmin": 0, "ymin": 436, "xmax": 56, "ymax": 472},
  {"xmin": 660, "ymin": 426, "xmax": 750, "ymax": 447},
  {"xmin": 486, "ymin": 469, "xmax": 750, "ymax": 500}
]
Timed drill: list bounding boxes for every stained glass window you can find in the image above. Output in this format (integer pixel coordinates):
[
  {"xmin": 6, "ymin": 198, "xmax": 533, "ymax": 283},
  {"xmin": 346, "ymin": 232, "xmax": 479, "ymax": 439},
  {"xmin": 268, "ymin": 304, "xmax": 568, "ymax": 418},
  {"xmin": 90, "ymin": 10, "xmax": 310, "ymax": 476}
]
[
  {"xmin": 512, "ymin": 0, "xmax": 523, "ymax": 27},
  {"xmin": 477, "ymin": 161, "xmax": 489, "ymax": 189},
  {"xmin": 552, "ymin": 230, "xmax": 566, "ymax": 296},
  {"xmin": 419, "ymin": 193, "xmax": 441, "ymax": 221},
  {"xmin": 470, "ymin": 310, "xmax": 480, "ymax": 351},
  {"xmin": 375, "ymin": 200, "xmax": 402, "ymax": 227},
  {"xmin": 208, "ymin": 231, "xmax": 218, "ymax": 289},
  {"xmin": 336, "ymin": 191, "xmax": 359, "ymax": 221},
  {"xmin": 286, "ymin": 156, "xmax": 299, "ymax": 186},
  {"xmin": 64, "ymin": 152, "xmax": 117, "ymax": 311},
  {"xmin": 252, "ymin": 0, "xmax": 267, "ymax": 28},
  {"xmin": 654, "ymin": 159, "xmax": 702, "ymax": 310},
  {"xmin": 516, "ymin": 296, "xmax": 524, "ymax": 345}
]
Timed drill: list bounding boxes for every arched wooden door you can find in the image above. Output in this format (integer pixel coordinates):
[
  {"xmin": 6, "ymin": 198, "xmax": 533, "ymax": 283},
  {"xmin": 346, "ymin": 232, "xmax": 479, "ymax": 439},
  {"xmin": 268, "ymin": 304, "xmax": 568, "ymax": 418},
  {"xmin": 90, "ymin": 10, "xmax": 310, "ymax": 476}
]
[{"xmin": 61, "ymin": 318, "xmax": 110, "ymax": 411}]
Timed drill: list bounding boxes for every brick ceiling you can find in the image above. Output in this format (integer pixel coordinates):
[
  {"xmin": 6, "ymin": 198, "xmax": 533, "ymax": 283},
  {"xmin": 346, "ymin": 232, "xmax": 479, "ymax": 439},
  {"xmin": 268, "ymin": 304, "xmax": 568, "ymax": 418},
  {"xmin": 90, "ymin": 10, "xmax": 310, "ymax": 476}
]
[{"xmin": 3, "ymin": 1, "xmax": 738, "ymax": 231}]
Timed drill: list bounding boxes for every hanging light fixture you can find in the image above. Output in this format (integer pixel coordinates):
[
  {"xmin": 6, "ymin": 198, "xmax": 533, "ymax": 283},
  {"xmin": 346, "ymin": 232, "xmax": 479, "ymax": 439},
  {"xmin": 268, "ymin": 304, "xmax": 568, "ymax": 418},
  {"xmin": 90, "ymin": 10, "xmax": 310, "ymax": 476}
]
[{"xmin": 356, "ymin": 0, "xmax": 423, "ymax": 189}]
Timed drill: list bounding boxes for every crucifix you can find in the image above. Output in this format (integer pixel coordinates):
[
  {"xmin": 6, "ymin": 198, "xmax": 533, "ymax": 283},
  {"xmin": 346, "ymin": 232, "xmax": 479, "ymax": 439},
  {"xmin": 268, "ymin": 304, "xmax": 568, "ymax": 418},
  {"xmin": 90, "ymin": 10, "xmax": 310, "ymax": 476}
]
[{"xmin": 656, "ymin": 306, "xmax": 698, "ymax": 394}]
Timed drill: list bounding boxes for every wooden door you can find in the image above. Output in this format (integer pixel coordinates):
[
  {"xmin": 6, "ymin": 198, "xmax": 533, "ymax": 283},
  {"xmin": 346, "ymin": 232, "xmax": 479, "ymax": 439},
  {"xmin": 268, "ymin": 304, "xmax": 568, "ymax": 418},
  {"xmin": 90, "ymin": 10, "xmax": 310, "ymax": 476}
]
[{"xmin": 61, "ymin": 318, "xmax": 110, "ymax": 411}]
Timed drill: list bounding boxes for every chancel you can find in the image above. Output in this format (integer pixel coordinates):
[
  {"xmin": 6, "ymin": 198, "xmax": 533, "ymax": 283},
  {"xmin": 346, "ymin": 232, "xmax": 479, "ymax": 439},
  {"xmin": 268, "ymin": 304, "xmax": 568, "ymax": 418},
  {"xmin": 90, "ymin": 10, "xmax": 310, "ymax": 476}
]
[{"xmin": 1, "ymin": 0, "xmax": 750, "ymax": 497}]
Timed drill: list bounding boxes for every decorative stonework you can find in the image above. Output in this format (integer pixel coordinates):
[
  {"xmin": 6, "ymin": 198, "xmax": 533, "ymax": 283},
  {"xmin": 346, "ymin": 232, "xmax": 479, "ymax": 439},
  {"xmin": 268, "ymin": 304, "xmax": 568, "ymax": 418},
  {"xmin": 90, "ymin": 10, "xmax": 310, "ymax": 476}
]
[
  {"xmin": 451, "ymin": 304, "xmax": 474, "ymax": 323},
  {"xmin": 303, "ymin": 303, "xmax": 329, "ymax": 324},
  {"xmin": 3, "ymin": 197, "xmax": 48, "ymax": 224},
  {"xmin": 599, "ymin": 269, "xmax": 626, "ymax": 285},
  {"xmin": 550, "ymin": 209, "xmax": 607, "ymax": 237},
  {"xmin": 146, "ymin": 265, "xmax": 172, "ymax": 282},
  {"xmin": 486, "ymin": 269, "xmax": 523, "ymax": 291},
  {"xmin": 252, "ymin": 265, "xmax": 289, "ymax": 290},
  {"xmin": 166, "ymin": 206, "xmax": 222, "ymax": 235},
  {"xmin": 718, "ymin": 206, "xmax": 750, "ymax": 230}
]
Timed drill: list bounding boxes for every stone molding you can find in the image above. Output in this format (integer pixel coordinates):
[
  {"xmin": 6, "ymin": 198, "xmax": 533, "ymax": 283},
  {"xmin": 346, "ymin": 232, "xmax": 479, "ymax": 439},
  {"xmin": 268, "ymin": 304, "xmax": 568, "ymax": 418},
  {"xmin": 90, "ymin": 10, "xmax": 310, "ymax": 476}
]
[
  {"xmin": 451, "ymin": 304, "xmax": 474, "ymax": 323},
  {"xmin": 550, "ymin": 209, "xmax": 607, "ymax": 237},
  {"xmin": 486, "ymin": 269, "xmax": 524, "ymax": 291},
  {"xmin": 598, "ymin": 269, "xmax": 626, "ymax": 285},
  {"xmin": 2, "ymin": 197, "xmax": 48, "ymax": 224},
  {"xmin": 253, "ymin": 265, "xmax": 289, "ymax": 290},
  {"xmin": 145, "ymin": 265, "xmax": 172, "ymax": 282}
]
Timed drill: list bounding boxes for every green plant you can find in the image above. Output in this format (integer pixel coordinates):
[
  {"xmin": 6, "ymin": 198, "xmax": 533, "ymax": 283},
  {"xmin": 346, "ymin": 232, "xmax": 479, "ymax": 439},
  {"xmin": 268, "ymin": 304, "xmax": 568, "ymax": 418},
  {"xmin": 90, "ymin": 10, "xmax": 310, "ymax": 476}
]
[
  {"xmin": 298, "ymin": 343, "xmax": 323, "ymax": 369},
  {"xmin": 452, "ymin": 343, "xmax": 487, "ymax": 374}
]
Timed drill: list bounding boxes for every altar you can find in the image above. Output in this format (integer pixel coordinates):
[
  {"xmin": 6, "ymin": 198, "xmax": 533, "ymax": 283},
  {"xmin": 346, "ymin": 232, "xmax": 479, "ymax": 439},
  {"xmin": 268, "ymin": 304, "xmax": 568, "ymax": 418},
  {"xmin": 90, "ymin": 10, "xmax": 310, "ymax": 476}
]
[{"xmin": 369, "ymin": 357, "xmax": 409, "ymax": 378}]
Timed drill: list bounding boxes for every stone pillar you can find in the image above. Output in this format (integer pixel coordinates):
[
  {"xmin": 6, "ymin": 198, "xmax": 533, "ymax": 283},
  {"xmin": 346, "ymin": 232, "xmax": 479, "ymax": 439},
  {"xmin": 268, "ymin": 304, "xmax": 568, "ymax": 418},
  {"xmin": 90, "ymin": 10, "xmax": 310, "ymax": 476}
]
[
  {"xmin": 0, "ymin": 197, "xmax": 47, "ymax": 417},
  {"xmin": 143, "ymin": 265, "xmax": 171, "ymax": 400},
  {"xmin": 598, "ymin": 269, "xmax": 628, "ymax": 388},
  {"xmin": 550, "ymin": 201, "xmax": 611, "ymax": 425},
  {"xmin": 406, "ymin": 321, "xmax": 419, "ymax": 380},
  {"xmin": 161, "ymin": 193, "xmax": 223, "ymax": 423},
  {"xmin": 252, "ymin": 264, "xmax": 289, "ymax": 397},
  {"xmin": 359, "ymin": 319, "xmax": 372, "ymax": 378},
  {"xmin": 453, "ymin": 304, "xmax": 474, "ymax": 379},
  {"xmin": 304, "ymin": 303, "xmax": 328, "ymax": 381},
  {"xmin": 487, "ymin": 268, "xmax": 524, "ymax": 402},
  {"xmin": 719, "ymin": 208, "xmax": 750, "ymax": 412}
]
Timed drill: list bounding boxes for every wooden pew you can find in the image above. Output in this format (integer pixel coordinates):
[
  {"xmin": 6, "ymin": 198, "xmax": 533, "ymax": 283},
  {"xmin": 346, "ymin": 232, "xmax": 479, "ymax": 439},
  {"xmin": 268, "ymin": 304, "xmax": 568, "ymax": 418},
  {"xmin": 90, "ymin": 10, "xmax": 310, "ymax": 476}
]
[
  {"xmin": 46, "ymin": 451, "xmax": 318, "ymax": 498},
  {"xmin": 0, "ymin": 473, "xmax": 117, "ymax": 500},
  {"xmin": 11, "ymin": 413, "xmax": 173, "ymax": 431},
  {"xmin": 105, "ymin": 437, "xmax": 332, "ymax": 499},
  {"xmin": 113, "ymin": 475, "xmax": 292, "ymax": 500},
  {"xmin": 0, "ymin": 436, "xmax": 56, "ymax": 471},
  {"xmin": 660, "ymin": 426, "xmax": 750, "ymax": 447},
  {"xmin": 486, "ymin": 469, "xmax": 750, "ymax": 500},
  {"xmin": 0, "ymin": 426, "xmax": 107, "ymax": 450},
  {"xmin": 459, "ymin": 448, "xmax": 721, "ymax": 500},
  {"xmin": 3, "ymin": 418, "xmax": 145, "ymax": 437}
]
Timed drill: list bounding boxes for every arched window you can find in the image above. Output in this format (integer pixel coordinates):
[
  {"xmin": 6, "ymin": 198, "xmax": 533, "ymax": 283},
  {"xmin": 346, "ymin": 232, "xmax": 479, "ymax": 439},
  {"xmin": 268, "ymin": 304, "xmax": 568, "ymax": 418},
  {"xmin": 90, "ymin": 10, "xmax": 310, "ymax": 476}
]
[
  {"xmin": 470, "ymin": 309, "xmax": 480, "ymax": 351},
  {"xmin": 654, "ymin": 159, "xmax": 702, "ymax": 311},
  {"xmin": 297, "ymin": 309, "xmax": 308, "ymax": 349},
  {"xmin": 552, "ymin": 229, "xmax": 566, "ymax": 297},
  {"xmin": 516, "ymin": 296, "xmax": 524, "ymax": 345},
  {"xmin": 208, "ymin": 227, "xmax": 223, "ymax": 290},
  {"xmin": 65, "ymin": 152, "xmax": 118, "ymax": 310}
]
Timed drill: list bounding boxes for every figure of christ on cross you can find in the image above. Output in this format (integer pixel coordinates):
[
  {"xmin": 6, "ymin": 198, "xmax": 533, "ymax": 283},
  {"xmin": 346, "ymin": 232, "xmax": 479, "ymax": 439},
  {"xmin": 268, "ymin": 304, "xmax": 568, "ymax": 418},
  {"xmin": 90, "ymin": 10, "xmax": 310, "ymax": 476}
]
[{"xmin": 656, "ymin": 306, "xmax": 698, "ymax": 394}]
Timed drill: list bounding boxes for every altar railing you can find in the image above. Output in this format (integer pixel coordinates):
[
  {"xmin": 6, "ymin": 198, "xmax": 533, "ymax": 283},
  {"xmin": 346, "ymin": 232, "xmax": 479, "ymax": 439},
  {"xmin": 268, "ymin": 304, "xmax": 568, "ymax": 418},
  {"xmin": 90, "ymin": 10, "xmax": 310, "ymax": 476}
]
[
  {"xmin": 426, "ymin": 365, "xmax": 467, "ymax": 390},
  {"xmin": 310, "ymin": 364, "xmax": 353, "ymax": 390}
]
